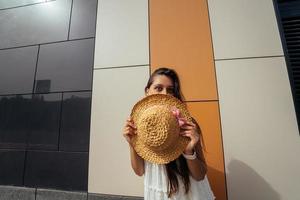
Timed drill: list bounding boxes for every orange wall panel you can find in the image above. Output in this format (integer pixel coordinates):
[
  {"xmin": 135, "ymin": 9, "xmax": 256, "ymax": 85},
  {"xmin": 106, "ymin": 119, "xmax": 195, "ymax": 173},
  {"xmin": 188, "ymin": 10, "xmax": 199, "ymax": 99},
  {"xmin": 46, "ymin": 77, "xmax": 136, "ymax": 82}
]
[
  {"xmin": 150, "ymin": 0, "xmax": 226, "ymax": 199},
  {"xmin": 149, "ymin": 0, "xmax": 217, "ymax": 101},
  {"xmin": 187, "ymin": 102, "xmax": 227, "ymax": 200}
]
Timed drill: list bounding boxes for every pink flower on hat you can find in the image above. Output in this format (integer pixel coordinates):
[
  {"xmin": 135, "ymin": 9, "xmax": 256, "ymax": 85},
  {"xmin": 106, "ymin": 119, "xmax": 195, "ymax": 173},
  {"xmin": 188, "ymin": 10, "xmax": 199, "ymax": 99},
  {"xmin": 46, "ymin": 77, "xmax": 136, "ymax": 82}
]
[{"xmin": 171, "ymin": 107, "xmax": 187, "ymax": 127}]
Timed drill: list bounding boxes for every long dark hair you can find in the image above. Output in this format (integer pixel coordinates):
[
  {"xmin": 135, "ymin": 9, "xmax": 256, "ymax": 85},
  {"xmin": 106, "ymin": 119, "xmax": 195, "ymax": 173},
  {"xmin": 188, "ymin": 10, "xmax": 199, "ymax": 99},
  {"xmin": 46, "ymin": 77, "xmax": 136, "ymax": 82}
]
[
  {"xmin": 145, "ymin": 68, "xmax": 184, "ymax": 101},
  {"xmin": 145, "ymin": 67, "xmax": 207, "ymax": 197}
]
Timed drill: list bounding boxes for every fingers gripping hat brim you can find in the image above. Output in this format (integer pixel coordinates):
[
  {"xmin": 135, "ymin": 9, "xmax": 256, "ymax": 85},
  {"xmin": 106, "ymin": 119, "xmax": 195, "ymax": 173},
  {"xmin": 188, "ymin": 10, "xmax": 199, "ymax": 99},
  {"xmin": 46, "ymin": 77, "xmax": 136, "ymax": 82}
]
[{"xmin": 130, "ymin": 94, "xmax": 192, "ymax": 164}]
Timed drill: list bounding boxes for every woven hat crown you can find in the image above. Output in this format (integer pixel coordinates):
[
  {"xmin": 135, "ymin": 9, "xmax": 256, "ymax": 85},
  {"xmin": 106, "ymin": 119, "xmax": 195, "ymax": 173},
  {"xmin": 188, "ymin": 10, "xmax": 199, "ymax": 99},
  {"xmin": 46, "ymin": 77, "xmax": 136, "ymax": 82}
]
[
  {"xmin": 131, "ymin": 94, "xmax": 192, "ymax": 164},
  {"xmin": 137, "ymin": 105, "xmax": 180, "ymax": 151}
]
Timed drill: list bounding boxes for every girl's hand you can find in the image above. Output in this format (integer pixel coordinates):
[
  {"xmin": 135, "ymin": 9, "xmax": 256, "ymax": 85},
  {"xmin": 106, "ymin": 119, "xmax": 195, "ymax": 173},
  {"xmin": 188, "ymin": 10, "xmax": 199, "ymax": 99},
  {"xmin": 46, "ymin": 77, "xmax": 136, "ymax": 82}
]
[
  {"xmin": 180, "ymin": 121, "xmax": 200, "ymax": 154},
  {"xmin": 123, "ymin": 117, "xmax": 137, "ymax": 146},
  {"xmin": 171, "ymin": 108, "xmax": 200, "ymax": 154}
]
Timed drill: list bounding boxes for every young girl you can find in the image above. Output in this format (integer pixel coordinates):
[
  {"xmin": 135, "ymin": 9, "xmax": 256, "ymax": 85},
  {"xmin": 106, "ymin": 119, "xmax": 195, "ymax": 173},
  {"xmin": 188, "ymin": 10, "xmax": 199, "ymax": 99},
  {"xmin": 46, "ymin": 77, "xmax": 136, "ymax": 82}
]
[{"xmin": 123, "ymin": 68, "xmax": 215, "ymax": 200}]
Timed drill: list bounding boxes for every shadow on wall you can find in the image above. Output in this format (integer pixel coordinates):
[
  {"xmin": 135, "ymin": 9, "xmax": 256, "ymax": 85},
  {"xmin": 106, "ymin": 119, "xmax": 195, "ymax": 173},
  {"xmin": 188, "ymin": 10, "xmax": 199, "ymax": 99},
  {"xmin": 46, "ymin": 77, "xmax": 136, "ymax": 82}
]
[{"xmin": 226, "ymin": 159, "xmax": 281, "ymax": 200}]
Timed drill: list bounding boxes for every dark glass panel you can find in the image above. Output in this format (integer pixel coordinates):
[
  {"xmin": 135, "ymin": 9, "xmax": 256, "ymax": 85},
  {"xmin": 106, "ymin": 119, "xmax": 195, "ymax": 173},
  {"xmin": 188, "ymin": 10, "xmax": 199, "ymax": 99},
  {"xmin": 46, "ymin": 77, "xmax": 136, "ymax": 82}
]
[
  {"xmin": 0, "ymin": 0, "xmax": 45, "ymax": 9},
  {"xmin": 0, "ymin": 150, "xmax": 25, "ymax": 186},
  {"xmin": 24, "ymin": 151, "xmax": 88, "ymax": 191},
  {"xmin": 0, "ymin": 95, "xmax": 32, "ymax": 149},
  {"xmin": 69, "ymin": 0, "xmax": 97, "ymax": 40},
  {"xmin": 59, "ymin": 92, "xmax": 91, "ymax": 152},
  {"xmin": 0, "ymin": 0, "xmax": 71, "ymax": 49},
  {"xmin": 27, "ymin": 93, "xmax": 62, "ymax": 150},
  {"xmin": 0, "ymin": 46, "xmax": 38, "ymax": 95},
  {"xmin": 35, "ymin": 39, "xmax": 94, "ymax": 93}
]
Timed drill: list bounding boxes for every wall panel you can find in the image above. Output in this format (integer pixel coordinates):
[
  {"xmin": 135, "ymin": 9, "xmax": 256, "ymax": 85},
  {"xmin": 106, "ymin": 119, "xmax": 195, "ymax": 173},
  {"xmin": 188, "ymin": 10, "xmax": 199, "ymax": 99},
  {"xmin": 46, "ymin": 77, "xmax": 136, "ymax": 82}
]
[
  {"xmin": 0, "ymin": 46, "xmax": 38, "ymax": 95},
  {"xmin": 69, "ymin": 0, "xmax": 98, "ymax": 40},
  {"xmin": 88, "ymin": 66, "xmax": 149, "ymax": 196},
  {"xmin": 150, "ymin": 0, "xmax": 217, "ymax": 101},
  {"xmin": 187, "ymin": 102, "xmax": 227, "ymax": 200},
  {"xmin": 94, "ymin": 0, "xmax": 149, "ymax": 68},
  {"xmin": 0, "ymin": 0, "xmax": 71, "ymax": 49},
  {"xmin": 207, "ymin": 0, "xmax": 283, "ymax": 59},
  {"xmin": 216, "ymin": 57, "xmax": 300, "ymax": 200}
]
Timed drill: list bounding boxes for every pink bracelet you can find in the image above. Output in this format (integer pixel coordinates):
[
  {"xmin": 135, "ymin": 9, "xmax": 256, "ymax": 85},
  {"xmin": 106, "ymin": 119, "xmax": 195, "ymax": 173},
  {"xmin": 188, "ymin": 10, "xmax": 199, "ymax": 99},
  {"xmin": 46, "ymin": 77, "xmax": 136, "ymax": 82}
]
[{"xmin": 182, "ymin": 151, "xmax": 197, "ymax": 160}]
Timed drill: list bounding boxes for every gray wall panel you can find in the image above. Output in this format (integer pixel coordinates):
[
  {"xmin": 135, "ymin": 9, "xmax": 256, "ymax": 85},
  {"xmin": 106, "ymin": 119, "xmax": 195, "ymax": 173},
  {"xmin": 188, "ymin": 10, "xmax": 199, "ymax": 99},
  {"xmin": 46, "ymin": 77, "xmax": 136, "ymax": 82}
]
[
  {"xmin": 59, "ymin": 92, "xmax": 91, "ymax": 152},
  {"xmin": 35, "ymin": 39, "xmax": 94, "ymax": 93},
  {"xmin": 0, "ymin": 94, "xmax": 32, "ymax": 149},
  {"xmin": 0, "ymin": 0, "xmax": 96, "ymax": 192},
  {"xmin": 0, "ymin": 0, "xmax": 45, "ymax": 9},
  {"xmin": 0, "ymin": 46, "xmax": 38, "ymax": 95},
  {"xmin": 0, "ymin": 0, "xmax": 71, "ymax": 49},
  {"xmin": 0, "ymin": 150, "xmax": 26, "ymax": 186},
  {"xmin": 27, "ymin": 93, "xmax": 62, "ymax": 150},
  {"xmin": 69, "ymin": 0, "xmax": 97, "ymax": 40},
  {"xmin": 24, "ymin": 151, "xmax": 88, "ymax": 191}
]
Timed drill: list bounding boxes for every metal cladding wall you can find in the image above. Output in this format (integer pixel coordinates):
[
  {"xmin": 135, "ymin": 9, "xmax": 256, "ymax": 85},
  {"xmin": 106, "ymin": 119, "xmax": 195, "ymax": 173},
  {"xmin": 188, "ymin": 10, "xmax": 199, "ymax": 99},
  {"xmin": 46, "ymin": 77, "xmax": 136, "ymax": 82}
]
[
  {"xmin": 89, "ymin": 0, "xmax": 226, "ymax": 199},
  {"xmin": 89, "ymin": 0, "xmax": 149, "ymax": 196},
  {"xmin": 0, "ymin": 0, "xmax": 294, "ymax": 200},
  {"xmin": 149, "ymin": 0, "xmax": 226, "ymax": 199},
  {"xmin": 2, "ymin": 0, "xmax": 296, "ymax": 199},
  {"xmin": 209, "ymin": 0, "xmax": 300, "ymax": 199},
  {"xmin": 0, "ymin": 0, "xmax": 97, "ymax": 191},
  {"xmin": 90, "ymin": 0, "xmax": 300, "ymax": 200}
]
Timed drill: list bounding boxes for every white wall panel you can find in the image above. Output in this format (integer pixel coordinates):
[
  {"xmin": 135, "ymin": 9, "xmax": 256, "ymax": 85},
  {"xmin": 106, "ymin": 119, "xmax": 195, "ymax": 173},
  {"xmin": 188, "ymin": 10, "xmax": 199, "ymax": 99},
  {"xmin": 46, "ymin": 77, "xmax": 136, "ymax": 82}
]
[
  {"xmin": 208, "ymin": 0, "xmax": 283, "ymax": 59},
  {"xmin": 88, "ymin": 66, "xmax": 149, "ymax": 196},
  {"xmin": 94, "ymin": 0, "xmax": 149, "ymax": 68},
  {"xmin": 216, "ymin": 57, "xmax": 300, "ymax": 200}
]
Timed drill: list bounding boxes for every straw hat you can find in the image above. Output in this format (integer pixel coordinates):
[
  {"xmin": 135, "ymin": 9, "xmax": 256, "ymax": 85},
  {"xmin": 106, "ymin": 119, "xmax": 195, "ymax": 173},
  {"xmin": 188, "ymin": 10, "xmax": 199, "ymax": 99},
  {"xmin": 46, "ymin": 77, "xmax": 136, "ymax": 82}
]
[{"xmin": 130, "ymin": 94, "xmax": 192, "ymax": 164}]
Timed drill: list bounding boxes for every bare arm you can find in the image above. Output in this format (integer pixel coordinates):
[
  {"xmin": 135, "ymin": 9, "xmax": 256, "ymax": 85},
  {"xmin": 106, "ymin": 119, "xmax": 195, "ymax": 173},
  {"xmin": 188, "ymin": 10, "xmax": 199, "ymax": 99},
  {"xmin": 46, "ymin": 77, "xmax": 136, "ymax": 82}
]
[
  {"xmin": 129, "ymin": 145, "xmax": 144, "ymax": 176},
  {"xmin": 123, "ymin": 117, "xmax": 144, "ymax": 176},
  {"xmin": 184, "ymin": 142, "xmax": 207, "ymax": 181},
  {"xmin": 181, "ymin": 119, "xmax": 207, "ymax": 181}
]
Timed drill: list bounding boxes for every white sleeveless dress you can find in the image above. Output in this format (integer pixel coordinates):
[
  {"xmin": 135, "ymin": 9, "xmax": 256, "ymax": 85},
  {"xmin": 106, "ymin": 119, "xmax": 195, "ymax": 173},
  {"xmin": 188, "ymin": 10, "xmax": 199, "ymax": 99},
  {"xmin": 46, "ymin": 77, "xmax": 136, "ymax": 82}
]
[{"xmin": 144, "ymin": 161, "xmax": 215, "ymax": 200}]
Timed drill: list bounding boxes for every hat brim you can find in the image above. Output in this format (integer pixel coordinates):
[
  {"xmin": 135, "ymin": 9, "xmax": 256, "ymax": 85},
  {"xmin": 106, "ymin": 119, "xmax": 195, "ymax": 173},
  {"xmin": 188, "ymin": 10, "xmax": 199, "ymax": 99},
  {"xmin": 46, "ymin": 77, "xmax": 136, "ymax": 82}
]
[{"xmin": 131, "ymin": 94, "xmax": 192, "ymax": 164}]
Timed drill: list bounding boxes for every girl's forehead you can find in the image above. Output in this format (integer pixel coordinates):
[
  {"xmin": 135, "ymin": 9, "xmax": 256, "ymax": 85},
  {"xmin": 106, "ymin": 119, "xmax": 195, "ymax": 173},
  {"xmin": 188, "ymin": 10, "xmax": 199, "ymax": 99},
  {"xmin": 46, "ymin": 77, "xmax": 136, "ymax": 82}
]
[{"xmin": 152, "ymin": 75, "xmax": 173, "ymax": 85}]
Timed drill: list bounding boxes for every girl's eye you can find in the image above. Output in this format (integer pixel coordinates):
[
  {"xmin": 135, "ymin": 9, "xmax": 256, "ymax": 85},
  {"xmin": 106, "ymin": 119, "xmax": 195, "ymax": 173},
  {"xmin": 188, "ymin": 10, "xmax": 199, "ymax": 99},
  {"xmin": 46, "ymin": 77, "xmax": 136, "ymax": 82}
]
[
  {"xmin": 155, "ymin": 87, "xmax": 163, "ymax": 91},
  {"xmin": 167, "ymin": 88, "xmax": 174, "ymax": 94}
]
